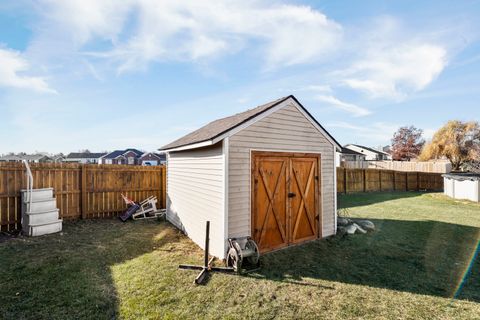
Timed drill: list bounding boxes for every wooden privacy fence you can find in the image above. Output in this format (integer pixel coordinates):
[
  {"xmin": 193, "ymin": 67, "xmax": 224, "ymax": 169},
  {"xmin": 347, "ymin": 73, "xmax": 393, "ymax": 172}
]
[
  {"xmin": 337, "ymin": 167, "xmax": 444, "ymax": 194},
  {"xmin": 0, "ymin": 163, "xmax": 166, "ymax": 231},
  {"xmin": 341, "ymin": 160, "xmax": 451, "ymax": 173}
]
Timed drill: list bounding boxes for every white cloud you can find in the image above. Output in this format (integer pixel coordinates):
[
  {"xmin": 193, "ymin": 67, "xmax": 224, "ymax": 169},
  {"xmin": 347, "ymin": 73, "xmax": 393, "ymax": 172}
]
[
  {"xmin": 315, "ymin": 94, "xmax": 370, "ymax": 117},
  {"xmin": 81, "ymin": 59, "xmax": 103, "ymax": 82},
  {"xmin": 258, "ymin": 4, "xmax": 342, "ymax": 68},
  {"xmin": 327, "ymin": 121, "xmax": 397, "ymax": 143},
  {"xmin": 343, "ymin": 43, "xmax": 447, "ymax": 99},
  {"xmin": 335, "ymin": 17, "xmax": 449, "ymax": 100},
  {"xmin": 11, "ymin": 2, "xmax": 453, "ymax": 106},
  {"xmin": 36, "ymin": 0, "xmax": 132, "ymax": 46},
  {"xmin": 35, "ymin": 0, "xmax": 342, "ymax": 72},
  {"xmin": 0, "ymin": 48, "xmax": 56, "ymax": 93},
  {"xmin": 235, "ymin": 97, "xmax": 250, "ymax": 104},
  {"xmin": 299, "ymin": 84, "xmax": 333, "ymax": 93}
]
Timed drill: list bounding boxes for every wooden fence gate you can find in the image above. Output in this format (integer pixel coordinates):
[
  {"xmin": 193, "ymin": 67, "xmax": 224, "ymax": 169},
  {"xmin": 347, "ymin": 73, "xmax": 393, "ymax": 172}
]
[{"xmin": 0, "ymin": 163, "xmax": 166, "ymax": 232}]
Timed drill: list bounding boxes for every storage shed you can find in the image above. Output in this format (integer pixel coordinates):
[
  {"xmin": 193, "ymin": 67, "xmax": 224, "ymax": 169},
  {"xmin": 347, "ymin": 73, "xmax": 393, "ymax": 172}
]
[
  {"xmin": 160, "ymin": 95, "xmax": 341, "ymax": 259},
  {"xmin": 443, "ymin": 173, "xmax": 480, "ymax": 202}
]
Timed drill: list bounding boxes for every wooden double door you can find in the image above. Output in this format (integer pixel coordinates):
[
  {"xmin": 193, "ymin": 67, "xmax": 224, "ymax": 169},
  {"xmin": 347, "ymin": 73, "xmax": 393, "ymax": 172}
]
[{"xmin": 252, "ymin": 151, "xmax": 321, "ymax": 253}]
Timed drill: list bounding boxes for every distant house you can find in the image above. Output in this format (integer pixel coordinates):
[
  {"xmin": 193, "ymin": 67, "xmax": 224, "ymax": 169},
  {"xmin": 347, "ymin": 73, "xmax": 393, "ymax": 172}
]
[
  {"xmin": 64, "ymin": 152, "xmax": 107, "ymax": 164},
  {"xmin": 344, "ymin": 144, "xmax": 392, "ymax": 161},
  {"xmin": 0, "ymin": 154, "xmax": 52, "ymax": 163},
  {"xmin": 23, "ymin": 154, "xmax": 53, "ymax": 163},
  {"xmin": 51, "ymin": 154, "xmax": 66, "ymax": 163},
  {"xmin": 336, "ymin": 147, "xmax": 367, "ymax": 166},
  {"xmin": 139, "ymin": 152, "xmax": 166, "ymax": 166},
  {"xmin": 99, "ymin": 149, "xmax": 144, "ymax": 165},
  {"xmin": 0, "ymin": 154, "xmax": 23, "ymax": 162},
  {"xmin": 340, "ymin": 147, "xmax": 366, "ymax": 162}
]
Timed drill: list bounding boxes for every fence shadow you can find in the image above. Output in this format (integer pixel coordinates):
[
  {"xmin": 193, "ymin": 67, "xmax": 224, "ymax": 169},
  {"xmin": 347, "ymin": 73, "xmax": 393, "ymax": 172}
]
[
  {"xmin": 0, "ymin": 219, "xmax": 176, "ymax": 319},
  {"xmin": 251, "ymin": 218, "xmax": 480, "ymax": 302},
  {"xmin": 337, "ymin": 191, "xmax": 427, "ymax": 209}
]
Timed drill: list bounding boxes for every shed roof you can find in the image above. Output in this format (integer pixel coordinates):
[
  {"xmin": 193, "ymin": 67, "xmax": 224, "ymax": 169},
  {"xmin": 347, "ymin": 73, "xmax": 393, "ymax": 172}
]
[
  {"xmin": 442, "ymin": 173, "xmax": 480, "ymax": 181},
  {"xmin": 160, "ymin": 95, "xmax": 341, "ymax": 151}
]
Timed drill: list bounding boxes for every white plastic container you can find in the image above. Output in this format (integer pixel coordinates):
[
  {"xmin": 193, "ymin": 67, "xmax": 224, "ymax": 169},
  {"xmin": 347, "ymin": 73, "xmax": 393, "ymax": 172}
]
[{"xmin": 442, "ymin": 173, "xmax": 480, "ymax": 202}]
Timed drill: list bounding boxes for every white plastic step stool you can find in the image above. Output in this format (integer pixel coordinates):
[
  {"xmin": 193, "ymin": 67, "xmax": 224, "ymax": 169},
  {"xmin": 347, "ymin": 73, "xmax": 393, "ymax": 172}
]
[{"xmin": 21, "ymin": 188, "xmax": 62, "ymax": 237}]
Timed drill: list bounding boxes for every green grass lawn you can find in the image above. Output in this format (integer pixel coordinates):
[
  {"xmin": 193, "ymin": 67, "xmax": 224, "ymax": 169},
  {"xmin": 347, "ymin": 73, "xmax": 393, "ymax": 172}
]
[{"xmin": 1, "ymin": 192, "xmax": 479, "ymax": 319}]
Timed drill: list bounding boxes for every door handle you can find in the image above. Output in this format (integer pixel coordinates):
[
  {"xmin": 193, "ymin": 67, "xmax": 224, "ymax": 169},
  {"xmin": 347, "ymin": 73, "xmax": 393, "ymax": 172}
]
[{"xmin": 288, "ymin": 192, "xmax": 296, "ymax": 198}]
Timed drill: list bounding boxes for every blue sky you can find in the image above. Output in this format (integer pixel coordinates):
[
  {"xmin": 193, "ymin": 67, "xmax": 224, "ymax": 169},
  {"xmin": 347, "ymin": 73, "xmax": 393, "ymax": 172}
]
[{"xmin": 0, "ymin": 0, "xmax": 479, "ymax": 154}]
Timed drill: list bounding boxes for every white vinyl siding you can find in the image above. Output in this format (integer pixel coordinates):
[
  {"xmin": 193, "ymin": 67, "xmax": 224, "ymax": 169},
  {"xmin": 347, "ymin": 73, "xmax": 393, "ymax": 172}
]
[
  {"xmin": 166, "ymin": 142, "xmax": 226, "ymax": 258},
  {"xmin": 228, "ymin": 102, "xmax": 336, "ymax": 239}
]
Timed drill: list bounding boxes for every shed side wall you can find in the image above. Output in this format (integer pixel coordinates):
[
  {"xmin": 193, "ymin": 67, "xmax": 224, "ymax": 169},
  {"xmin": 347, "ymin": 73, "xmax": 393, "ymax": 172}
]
[
  {"xmin": 166, "ymin": 142, "xmax": 226, "ymax": 258},
  {"xmin": 228, "ymin": 102, "xmax": 336, "ymax": 238}
]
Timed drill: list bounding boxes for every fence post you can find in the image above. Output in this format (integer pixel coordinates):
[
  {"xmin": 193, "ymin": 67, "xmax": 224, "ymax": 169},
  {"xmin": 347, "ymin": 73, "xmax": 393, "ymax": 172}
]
[
  {"xmin": 417, "ymin": 172, "xmax": 420, "ymax": 191},
  {"xmin": 343, "ymin": 167, "xmax": 347, "ymax": 194},
  {"xmin": 362, "ymin": 169, "xmax": 366, "ymax": 192},
  {"xmin": 161, "ymin": 166, "xmax": 166, "ymax": 209},
  {"xmin": 392, "ymin": 171, "xmax": 396, "ymax": 191},
  {"xmin": 379, "ymin": 170, "xmax": 382, "ymax": 191},
  {"xmin": 405, "ymin": 172, "xmax": 408, "ymax": 191},
  {"xmin": 81, "ymin": 164, "xmax": 87, "ymax": 219}
]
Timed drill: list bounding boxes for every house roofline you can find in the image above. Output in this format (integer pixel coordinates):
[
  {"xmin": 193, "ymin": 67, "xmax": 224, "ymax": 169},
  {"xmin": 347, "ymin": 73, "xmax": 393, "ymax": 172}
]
[
  {"xmin": 345, "ymin": 144, "xmax": 390, "ymax": 156},
  {"xmin": 140, "ymin": 152, "xmax": 163, "ymax": 160}
]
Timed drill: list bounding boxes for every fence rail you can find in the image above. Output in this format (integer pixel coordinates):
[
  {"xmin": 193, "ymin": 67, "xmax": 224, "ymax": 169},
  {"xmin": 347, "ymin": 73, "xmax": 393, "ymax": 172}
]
[
  {"xmin": 337, "ymin": 167, "xmax": 444, "ymax": 194},
  {"xmin": 341, "ymin": 160, "xmax": 451, "ymax": 173},
  {"xmin": 0, "ymin": 163, "xmax": 166, "ymax": 231}
]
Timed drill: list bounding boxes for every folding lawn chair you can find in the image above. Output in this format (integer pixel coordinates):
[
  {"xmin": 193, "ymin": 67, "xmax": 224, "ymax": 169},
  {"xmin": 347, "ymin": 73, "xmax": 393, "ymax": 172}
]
[
  {"xmin": 132, "ymin": 196, "xmax": 165, "ymax": 220},
  {"xmin": 119, "ymin": 194, "xmax": 140, "ymax": 222}
]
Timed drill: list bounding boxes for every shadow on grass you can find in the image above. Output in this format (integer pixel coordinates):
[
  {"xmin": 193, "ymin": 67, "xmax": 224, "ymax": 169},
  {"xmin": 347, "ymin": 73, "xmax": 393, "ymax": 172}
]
[
  {"xmin": 337, "ymin": 191, "xmax": 426, "ymax": 209},
  {"xmin": 0, "ymin": 219, "xmax": 171, "ymax": 319},
  {"xmin": 251, "ymin": 218, "xmax": 480, "ymax": 303}
]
